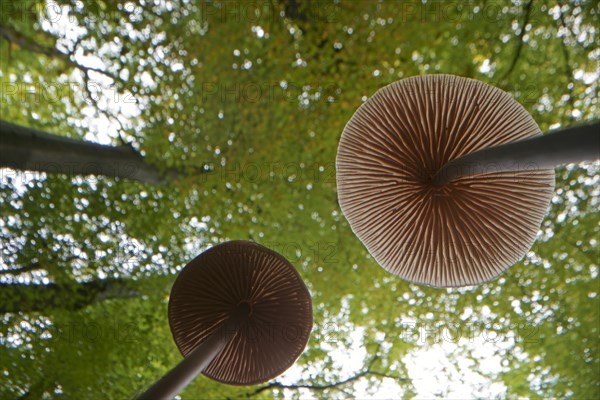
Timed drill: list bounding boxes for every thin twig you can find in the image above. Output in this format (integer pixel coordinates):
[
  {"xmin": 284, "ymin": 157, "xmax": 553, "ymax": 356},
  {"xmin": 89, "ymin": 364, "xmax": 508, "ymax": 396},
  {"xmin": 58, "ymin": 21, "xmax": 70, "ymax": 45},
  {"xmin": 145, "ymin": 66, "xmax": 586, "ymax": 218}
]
[
  {"xmin": 0, "ymin": 24, "xmax": 123, "ymax": 84},
  {"xmin": 243, "ymin": 352, "xmax": 408, "ymax": 398},
  {"xmin": 0, "ymin": 24, "xmax": 135, "ymax": 145}
]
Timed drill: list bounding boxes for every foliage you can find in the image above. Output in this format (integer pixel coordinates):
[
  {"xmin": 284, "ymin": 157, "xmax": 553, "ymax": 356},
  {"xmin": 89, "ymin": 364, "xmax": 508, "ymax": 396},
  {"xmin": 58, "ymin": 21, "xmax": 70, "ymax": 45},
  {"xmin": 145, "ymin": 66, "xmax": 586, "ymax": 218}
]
[{"xmin": 0, "ymin": 0, "xmax": 598, "ymax": 398}]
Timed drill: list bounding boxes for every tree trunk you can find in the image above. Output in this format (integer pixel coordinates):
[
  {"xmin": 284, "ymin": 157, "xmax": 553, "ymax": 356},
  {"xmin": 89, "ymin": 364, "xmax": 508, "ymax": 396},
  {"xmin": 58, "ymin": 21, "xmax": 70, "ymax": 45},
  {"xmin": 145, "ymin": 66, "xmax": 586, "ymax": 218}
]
[
  {"xmin": 0, "ymin": 120, "xmax": 168, "ymax": 184},
  {"xmin": 0, "ymin": 279, "xmax": 140, "ymax": 313}
]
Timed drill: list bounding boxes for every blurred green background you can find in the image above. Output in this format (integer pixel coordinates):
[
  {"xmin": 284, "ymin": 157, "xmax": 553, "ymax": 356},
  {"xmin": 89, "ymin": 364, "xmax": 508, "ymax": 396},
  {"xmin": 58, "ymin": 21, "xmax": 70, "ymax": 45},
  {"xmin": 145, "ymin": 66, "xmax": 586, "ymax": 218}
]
[{"xmin": 0, "ymin": 0, "xmax": 598, "ymax": 398}]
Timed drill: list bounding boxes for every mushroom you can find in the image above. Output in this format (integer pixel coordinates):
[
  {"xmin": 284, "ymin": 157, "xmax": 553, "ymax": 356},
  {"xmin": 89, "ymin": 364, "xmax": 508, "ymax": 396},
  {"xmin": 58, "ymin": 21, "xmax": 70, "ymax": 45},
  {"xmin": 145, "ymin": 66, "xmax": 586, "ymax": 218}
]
[
  {"xmin": 138, "ymin": 240, "xmax": 313, "ymax": 399},
  {"xmin": 336, "ymin": 74, "xmax": 599, "ymax": 288}
]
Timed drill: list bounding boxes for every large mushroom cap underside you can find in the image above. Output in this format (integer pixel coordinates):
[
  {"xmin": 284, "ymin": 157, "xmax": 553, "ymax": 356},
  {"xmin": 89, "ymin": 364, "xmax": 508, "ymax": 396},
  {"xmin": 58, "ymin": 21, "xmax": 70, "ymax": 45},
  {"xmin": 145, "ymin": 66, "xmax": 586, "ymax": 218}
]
[
  {"xmin": 336, "ymin": 74, "xmax": 554, "ymax": 288},
  {"xmin": 168, "ymin": 240, "xmax": 313, "ymax": 385}
]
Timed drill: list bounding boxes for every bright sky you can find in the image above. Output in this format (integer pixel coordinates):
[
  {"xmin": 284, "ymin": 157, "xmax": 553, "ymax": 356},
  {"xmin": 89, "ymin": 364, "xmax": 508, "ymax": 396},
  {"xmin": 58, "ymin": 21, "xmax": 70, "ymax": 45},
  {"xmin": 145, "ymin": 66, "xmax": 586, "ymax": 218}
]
[{"xmin": 274, "ymin": 314, "xmax": 513, "ymax": 399}]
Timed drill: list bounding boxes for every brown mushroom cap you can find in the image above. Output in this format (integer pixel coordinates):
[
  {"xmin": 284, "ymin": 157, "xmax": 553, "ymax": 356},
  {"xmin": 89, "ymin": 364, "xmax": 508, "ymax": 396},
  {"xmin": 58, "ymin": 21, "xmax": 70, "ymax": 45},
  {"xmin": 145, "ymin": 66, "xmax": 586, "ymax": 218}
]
[
  {"xmin": 168, "ymin": 240, "xmax": 313, "ymax": 385},
  {"xmin": 336, "ymin": 75, "xmax": 555, "ymax": 288}
]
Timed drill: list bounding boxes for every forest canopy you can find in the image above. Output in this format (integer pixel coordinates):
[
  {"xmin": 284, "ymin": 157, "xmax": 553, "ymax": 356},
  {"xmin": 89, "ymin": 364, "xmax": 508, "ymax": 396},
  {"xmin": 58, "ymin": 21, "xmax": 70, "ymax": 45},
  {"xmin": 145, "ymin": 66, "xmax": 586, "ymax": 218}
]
[{"xmin": 0, "ymin": 0, "xmax": 598, "ymax": 399}]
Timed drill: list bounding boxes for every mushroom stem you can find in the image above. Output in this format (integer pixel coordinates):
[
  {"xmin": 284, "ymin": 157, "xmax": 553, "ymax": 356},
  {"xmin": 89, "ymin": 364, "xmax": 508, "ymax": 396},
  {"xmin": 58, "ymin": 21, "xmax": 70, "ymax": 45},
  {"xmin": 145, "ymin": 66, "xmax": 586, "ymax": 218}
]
[
  {"xmin": 137, "ymin": 303, "xmax": 251, "ymax": 400},
  {"xmin": 433, "ymin": 121, "xmax": 599, "ymax": 185}
]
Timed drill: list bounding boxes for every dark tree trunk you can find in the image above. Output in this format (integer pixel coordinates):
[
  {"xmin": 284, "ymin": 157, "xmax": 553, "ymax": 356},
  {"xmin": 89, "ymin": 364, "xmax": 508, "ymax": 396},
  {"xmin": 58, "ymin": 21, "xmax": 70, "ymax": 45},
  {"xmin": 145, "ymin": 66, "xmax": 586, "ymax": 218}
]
[
  {"xmin": 0, "ymin": 120, "xmax": 168, "ymax": 184},
  {"xmin": 0, "ymin": 279, "xmax": 140, "ymax": 313}
]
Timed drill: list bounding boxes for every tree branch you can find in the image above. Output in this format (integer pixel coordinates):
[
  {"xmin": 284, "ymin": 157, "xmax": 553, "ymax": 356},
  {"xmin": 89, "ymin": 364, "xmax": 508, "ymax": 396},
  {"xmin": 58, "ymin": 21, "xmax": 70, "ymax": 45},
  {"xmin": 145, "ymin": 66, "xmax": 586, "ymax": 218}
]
[
  {"xmin": 555, "ymin": 4, "xmax": 574, "ymax": 79},
  {"xmin": 0, "ymin": 23, "xmax": 137, "ymax": 147},
  {"xmin": 551, "ymin": 0, "xmax": 577, "ymax": 120},
  {"xmin": 0, "ymin": 24, "xmax": 123, "ymax": 84},
  {"xmin": 0, "ymin": 262, "xmax": 43, "ymax": 276},
  {"xmin": 500, "ymin": 0, "xmax": 534, "ymax": 82},
  {"xmin": 0, "ymin": 278, "xmax": 141, "ymax": 313},
  {"xmin": 243, "ymin": 354, "xmax": 408, "ymax": 398},
  {"xmin": 284, "ymin": 0, "xmax": 308, "ymax": 21}
]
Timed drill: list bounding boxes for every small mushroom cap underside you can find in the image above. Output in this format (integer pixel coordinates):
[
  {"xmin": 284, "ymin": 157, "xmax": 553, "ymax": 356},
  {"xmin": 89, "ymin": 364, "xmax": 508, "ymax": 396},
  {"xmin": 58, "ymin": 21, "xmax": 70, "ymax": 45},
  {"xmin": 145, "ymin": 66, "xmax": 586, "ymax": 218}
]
[
  {"xmin": 168, "ymin": 240, "xmax": 313, "ymax": 385},
  {"xmin": 336, "ymin": 74, "xmax": 555, "ymax": 288}
]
